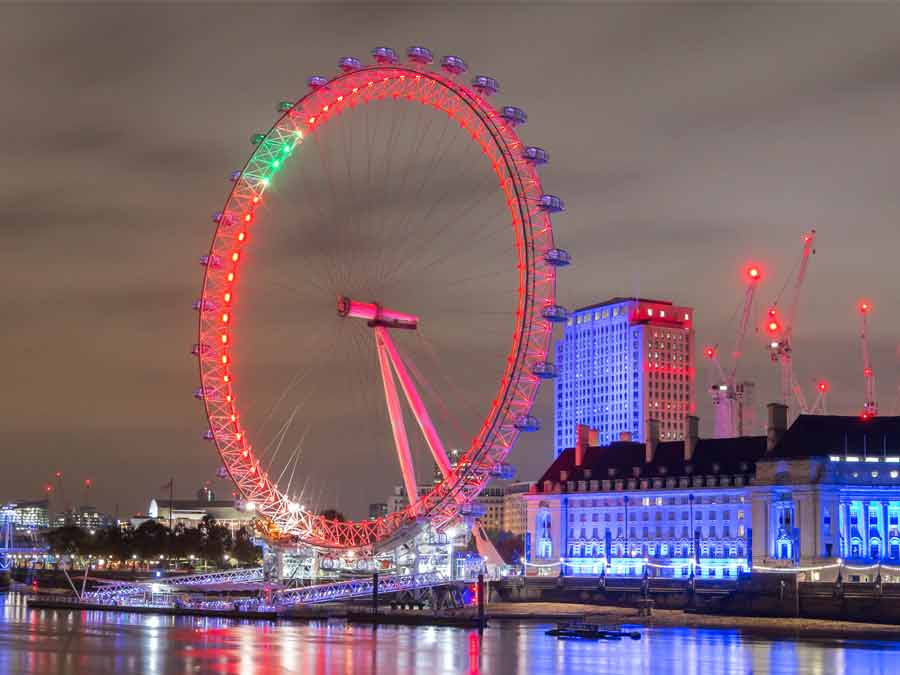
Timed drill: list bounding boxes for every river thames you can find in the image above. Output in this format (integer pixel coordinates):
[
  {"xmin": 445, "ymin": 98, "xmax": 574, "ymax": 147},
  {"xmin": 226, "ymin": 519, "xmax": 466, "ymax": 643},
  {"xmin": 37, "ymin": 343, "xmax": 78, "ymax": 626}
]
[{"xmin": 1, "ymin": 593, "xmax": 898, "ymax": 675}]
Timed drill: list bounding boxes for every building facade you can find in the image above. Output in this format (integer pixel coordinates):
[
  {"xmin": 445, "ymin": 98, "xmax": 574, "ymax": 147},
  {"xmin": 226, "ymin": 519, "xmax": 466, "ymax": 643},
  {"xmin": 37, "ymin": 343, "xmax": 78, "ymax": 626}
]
[
  {"xmin": 502, "ymin": 482, "xmax": 531, "ymax": 536},
  {"xmin": 0, "ymin": 500, "xmax": 50, "ymax": 531},
  {"xmin": 144, "ymin": 498, "xmax": 254, "ymax": 532},
  {"xmin": 54, "ymin": 505, "xmax": 113, "ymax": 531},
  {"xmin": 526, "ymin": 406, "xmax": 900, "ymax": 581},
  {"xmin": 388, "ymin": 482, "xmax": 509, "ymax": 532},
  {"xmin": 554, "ymin": 297, "xmax": 695, "ymax": 456}
]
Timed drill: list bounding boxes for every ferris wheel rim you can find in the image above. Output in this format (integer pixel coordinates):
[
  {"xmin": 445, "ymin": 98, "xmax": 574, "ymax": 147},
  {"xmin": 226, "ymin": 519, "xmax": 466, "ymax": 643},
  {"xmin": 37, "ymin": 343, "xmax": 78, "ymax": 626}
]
[{"xmin": 196, "ymin": 60, "xmax": 558, "ymax": 552}]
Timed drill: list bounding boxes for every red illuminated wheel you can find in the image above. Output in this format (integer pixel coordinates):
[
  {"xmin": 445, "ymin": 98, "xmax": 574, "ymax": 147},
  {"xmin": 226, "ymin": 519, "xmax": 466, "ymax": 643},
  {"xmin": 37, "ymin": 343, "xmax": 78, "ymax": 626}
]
[{"xmin": 195, "ymin": 47, "xmax": 567, "ymax": 552}]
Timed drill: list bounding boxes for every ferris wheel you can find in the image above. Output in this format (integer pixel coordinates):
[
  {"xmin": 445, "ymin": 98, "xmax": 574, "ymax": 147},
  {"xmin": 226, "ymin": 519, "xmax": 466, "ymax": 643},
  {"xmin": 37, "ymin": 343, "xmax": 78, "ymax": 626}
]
[{"xmin": 194, "ymin": 46, "xmax": 570, "ymax": 553}]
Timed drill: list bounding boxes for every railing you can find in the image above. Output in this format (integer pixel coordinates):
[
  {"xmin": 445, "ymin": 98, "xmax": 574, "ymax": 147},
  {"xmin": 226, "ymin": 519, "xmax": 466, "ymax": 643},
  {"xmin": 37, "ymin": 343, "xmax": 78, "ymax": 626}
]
[
  {"xmin": 86, "ymin": 567, "xmax": 264, "ymax": 600},
  {"xmin": 274, "ymin": 572, "xmax": 447, "ymax": 606}
]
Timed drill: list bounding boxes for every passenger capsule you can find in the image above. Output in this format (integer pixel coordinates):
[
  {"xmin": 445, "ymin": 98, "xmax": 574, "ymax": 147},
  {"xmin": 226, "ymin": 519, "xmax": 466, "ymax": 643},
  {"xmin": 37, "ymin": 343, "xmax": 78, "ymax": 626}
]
[
  {"xmin": 212, "ymin": 212, "xmax": 235, "ymax": 227},
  {"xmin": 471, "ymin": 75, "xmax": 499, "ymax": 96},
  {"xmin": 407, "ymin": 46, "xmax": 433, "ymax": 65},
  {"xmin": 544, "ymin": 248, "xmax": 571, "ymax": 267},
  {"xmin": 308, "ymin": 75, "xmax": 329, "ymax": 89},
  {"xmin": 277, "ymin": 101, "xmax": 294, "ymax": 112},
  {"xmin": 538, "ymin": 194, "xmax": 565, "ymax": 213},
  {"xmin": 523, "ymin": 146, "xmax": 549, "ymax": 164},
  {"xmin": 490, "ymin": 463, "xmax": 517, "ymax": 480},
  {"xmin": 192, "ymin": 299, "xmax": 217, "ymax": 312},
  {"xmin": 542, "ymin": 304, "xmax": 569, "ymax": 323},
  {"xmin": 250, "ymin": 133, "xmax": 266, "ymax": 146},
  {"xmin": 200, "ymin": 255, "xmax": 221, "ymax": 268},
  {"xmin": 194, "ymin": 387, "xmax": 222, "ymax": 402},
  {"xmin": 372, "ymin": 46, "xmax": 399, "ymax": 65},
  {"xmin": 514, "ymin": 415, "xmax": 541, "ymax": 432},
  {"xmin": 202, "ymin": 429, "xmax": 215, "ymax": 441},
  {"xmin": 338, "ymin": 56, "xmax": 362, "ymax": 72},
  {"xmin": 229, "ymin": 170, "xmax": 242, "ymax": 183},
  {"xmin": 460, "ymin": 502, "xmax": 487, "ymax": 517},
  {"xmin": 440, "ymin": 55, "xmax": 468, "ymax": 75},
  {"xmin": 532, "ymin": 361, "xmax": 559, "ymax": 379},
  {"xmin": 501, "ymin": 106, "xmax": 527, "ymax": 127},
  {"xmin": 191, "ymin": 343, "xmax": 211, "ymax": 357}
]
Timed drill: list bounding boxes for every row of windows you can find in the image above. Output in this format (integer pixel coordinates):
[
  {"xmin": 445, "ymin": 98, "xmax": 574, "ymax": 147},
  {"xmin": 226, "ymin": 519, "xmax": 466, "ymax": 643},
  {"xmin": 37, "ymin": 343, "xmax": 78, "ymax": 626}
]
[
  {"xmin": 567, "ymin": 543, "xmax": 744, "ymax": 559},
  {"xmin": 569, "ymin": 509, "xmax": 746, "ymax": 522},
  {"xmin": 569, "ymin": 525, "xmax": 746, "ymax": 539},
  {"xmin": 568, "ymin": 495, "xmax": 745, "ymax": 507}
]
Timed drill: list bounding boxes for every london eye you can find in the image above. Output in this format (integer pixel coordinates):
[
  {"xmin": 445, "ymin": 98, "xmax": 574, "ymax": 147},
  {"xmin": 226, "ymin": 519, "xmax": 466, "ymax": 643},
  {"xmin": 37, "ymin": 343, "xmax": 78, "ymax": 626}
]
[{"xmin": 194, "ymin": 46, "xmax": 569, "ymax": 555}]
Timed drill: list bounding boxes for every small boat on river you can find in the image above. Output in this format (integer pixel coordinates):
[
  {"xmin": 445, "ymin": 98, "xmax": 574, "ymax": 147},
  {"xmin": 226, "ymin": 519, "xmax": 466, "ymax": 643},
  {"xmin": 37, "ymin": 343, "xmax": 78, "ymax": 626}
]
[{"xmin": 545, "ymin": 622, "xmax": 641, "ymax": 641}]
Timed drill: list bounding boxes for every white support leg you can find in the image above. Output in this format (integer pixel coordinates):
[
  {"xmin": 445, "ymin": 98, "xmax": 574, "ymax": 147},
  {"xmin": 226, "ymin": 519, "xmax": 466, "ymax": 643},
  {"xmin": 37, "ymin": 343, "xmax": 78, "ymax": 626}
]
[
  {"xmin": 376, "ymin": 326, "xmax": 453, "ymax": 480},
  {"xmin": 375, "ymin": 328, "xmax": 419, "ymax": 506}
]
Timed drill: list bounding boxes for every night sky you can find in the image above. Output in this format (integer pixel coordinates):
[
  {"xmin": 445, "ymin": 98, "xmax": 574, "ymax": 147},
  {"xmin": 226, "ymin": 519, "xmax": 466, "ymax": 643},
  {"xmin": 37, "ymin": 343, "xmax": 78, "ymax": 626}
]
[{"xmin": 3, "ymin": 4, "xmax": 900, "ymax": 519}]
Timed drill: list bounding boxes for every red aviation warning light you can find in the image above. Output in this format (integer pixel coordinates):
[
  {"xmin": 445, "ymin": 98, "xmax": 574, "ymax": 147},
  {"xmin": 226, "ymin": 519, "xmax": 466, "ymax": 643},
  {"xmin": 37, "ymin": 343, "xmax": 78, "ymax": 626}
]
[
  {"xmin": 858, "ymin": 299, "xmax": 877, "ymax": 417},
  {"xmin": 703, "ymin": 346, "xmax": 716, "ymax": 360},
  {"xmin": 746, "ymin": 265, "xmax": 762, "ymax": 282},
  {"xmin": 817, "ymin": 380, "xmax": 829, "ymax": 393},
  {"xmin": 766, "ymin": 307, "xmax": 780, "ymax": 334}
]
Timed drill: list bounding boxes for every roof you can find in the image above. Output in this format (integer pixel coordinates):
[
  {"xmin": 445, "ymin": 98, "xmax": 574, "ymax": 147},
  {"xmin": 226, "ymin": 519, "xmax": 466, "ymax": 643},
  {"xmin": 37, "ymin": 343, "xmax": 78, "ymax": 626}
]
[
  {"xmin": 532, "ymin": 414, "xmax": 900, "ymax": 492},
  {"xmin": 535, "ymin": 436, "xmax": 767, "ymax": 490},
  {"xmin": 768, "ymin": 414, "xmax": 900, "ymax": 459},
  {"xmin": 573, "ymin": 297, "xmax": 674, "ymax": 314},
  {"xmin": 154, "ymin": 499, "xmax": 239, "ymax": 510}
]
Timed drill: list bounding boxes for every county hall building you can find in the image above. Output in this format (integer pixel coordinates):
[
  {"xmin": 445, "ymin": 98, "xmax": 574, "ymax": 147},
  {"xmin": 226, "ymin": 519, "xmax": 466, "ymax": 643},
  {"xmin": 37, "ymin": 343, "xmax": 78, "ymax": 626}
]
[{"xmin": 525, "ymin": 405, "xmax": 900, "ymax": 581}]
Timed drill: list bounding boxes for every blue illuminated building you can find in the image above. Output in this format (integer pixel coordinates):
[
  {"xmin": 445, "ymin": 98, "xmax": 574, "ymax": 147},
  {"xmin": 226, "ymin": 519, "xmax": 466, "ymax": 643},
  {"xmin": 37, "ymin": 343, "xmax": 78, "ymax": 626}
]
[
  {"xmin": 554, "ymin": 297, "xmax": 695, "ymax": 457},
  {"xmin": 526, "ymin": 404, "xmax": 900, "ymax": 581}
]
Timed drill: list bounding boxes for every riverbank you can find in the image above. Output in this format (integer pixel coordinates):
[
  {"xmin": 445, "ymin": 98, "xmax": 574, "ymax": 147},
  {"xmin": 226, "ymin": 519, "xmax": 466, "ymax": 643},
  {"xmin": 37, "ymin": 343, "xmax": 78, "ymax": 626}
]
[
  {"xmin": 26, "ymin": 597, "xmax": 277, "ymax": 621},
  {"xmin": 485, "ymin": 602, "xmax": 900, "ymax": 639}
]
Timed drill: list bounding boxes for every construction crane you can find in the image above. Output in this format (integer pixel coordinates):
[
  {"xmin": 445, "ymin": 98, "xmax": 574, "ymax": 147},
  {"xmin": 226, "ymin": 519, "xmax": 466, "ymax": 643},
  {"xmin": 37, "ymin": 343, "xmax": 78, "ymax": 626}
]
[
  {"xmin": 704, "ymin": 263, "xmax": 762, "ymax": 437},
  {"xmin": 858, "ymin": 300, "xmax": 877, "ymax": 418},
  {"xmin": 766, "ymin": 229, "xmax": 816, "ymax": 414},
  {"xmin": 809, "ymin": 380, "xmax": 829, "ymax": 414}
]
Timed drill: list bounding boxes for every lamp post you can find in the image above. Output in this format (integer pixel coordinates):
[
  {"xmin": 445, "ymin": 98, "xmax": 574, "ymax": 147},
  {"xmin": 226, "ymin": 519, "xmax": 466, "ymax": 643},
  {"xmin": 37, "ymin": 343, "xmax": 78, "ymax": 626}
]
[
  {"xmin": 689, "ymin": 493, "xmax": 696, "ymax": 578},
  {"xmin": 624, "ymin": 495, "xmax": 630, "ymax": 574}
]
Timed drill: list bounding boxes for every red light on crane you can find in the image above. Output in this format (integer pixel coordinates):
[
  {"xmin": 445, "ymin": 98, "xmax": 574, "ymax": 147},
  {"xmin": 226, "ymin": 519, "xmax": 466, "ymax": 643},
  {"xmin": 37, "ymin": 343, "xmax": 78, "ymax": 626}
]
[
  {"xmin": 817, "ymin": 381, "xmax": 829, "ymax": 393},
  {"xmin": 703, "ymin": 346, "xmax": 716, "ymax": 359},
  {"xmin": 746, "ymin": 265, "xmax": 761, "ymax": 281},
  {"xmin": 858, "ymin": 300, "xmax": 872, "ymax": 314},
  {"xmin": 767, "ymin": 320, "xmax": 780, "ymax": 334}
]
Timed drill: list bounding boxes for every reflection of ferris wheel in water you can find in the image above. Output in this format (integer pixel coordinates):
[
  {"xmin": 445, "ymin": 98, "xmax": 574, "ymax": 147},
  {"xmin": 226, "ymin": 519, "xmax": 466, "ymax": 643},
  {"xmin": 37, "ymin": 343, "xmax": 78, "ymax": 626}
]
[{"xmin": 194, "ymin": 46, "xmax": 570, "ymax": 553}]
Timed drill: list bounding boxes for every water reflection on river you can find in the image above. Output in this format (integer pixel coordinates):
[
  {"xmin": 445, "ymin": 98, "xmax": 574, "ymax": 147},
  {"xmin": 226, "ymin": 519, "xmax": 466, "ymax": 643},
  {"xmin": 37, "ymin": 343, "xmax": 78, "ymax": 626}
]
[{"xmin": 2, "ymin": 594, "xmax": 899, "ymax": 674}]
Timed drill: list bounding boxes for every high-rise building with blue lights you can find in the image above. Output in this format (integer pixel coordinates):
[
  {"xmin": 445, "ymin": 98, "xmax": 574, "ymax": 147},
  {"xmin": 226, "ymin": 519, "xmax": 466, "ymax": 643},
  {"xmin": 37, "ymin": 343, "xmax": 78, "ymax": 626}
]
[{"xmin": 554, "ymin": 297, "xmax": 696, "ymax": 456}]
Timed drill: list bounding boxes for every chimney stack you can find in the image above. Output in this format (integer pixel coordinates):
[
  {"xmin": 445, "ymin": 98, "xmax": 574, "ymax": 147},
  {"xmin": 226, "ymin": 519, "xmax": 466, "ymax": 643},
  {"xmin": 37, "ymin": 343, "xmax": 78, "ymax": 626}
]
[
  {"xmin": 575, "ymin": 424, "xmax": 589, "ymax": 467},
  {"xmin": 685, "ymin": 415, "xmax": 700, "ymax": 462},
  {"xmin": 645, "ymin": 418, "xmax": 660, "ymax": 464},
  {"xmin": 767, "ymin": 402, "xmax": 788, "ymax": 453},
  {"xmin": 588, "ymin": 428, "xmax": 600, "ymax": 446}
]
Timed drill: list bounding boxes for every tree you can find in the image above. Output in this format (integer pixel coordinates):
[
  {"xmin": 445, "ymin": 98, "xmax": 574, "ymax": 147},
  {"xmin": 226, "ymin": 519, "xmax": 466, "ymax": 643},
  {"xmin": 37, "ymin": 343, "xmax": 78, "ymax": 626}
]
[
  {"xmin": 46, "ymin": 525, "xmax": 88, "ymax": 555},
  {"xmin": 199, "ymin": 514, "xmax": 230, "ymax": 564},
  {"xmin": 231, "ymin": 527, "xmax": 262, "ymax": 565},
  {"xmin": 133, "ymin": 520, "xmax": 170, "ymax": 560},
  {"xmin": 318, "ymin": 509, "xmax": 346, "ymax": 522}
]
